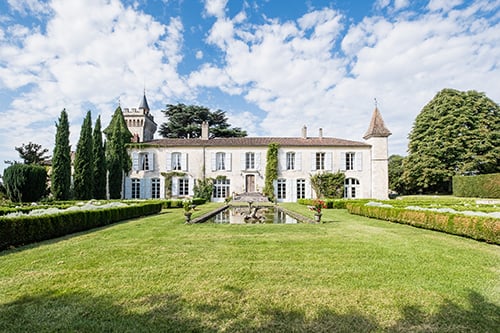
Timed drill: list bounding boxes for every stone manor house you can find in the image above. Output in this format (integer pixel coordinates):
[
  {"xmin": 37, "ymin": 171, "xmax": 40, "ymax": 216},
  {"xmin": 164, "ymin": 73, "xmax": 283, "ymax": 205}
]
[{"xmin": 122, "ymin": 94, "xmax": 391, "ymax": 202}]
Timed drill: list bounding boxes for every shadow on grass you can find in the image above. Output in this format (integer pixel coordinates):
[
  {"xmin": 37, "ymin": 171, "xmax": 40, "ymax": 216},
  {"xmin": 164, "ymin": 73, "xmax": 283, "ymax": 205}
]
[{"xmin": 1, "ymin": 289, "xmax": 498, "ymax": 332}]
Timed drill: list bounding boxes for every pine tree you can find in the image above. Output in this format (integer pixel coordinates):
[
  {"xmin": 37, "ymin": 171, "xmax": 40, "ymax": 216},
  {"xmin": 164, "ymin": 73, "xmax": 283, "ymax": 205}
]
[
  {"xmin": 51, "ymin": 109, "xmax": 71, "ymax": 200},
  {"xmin": 104, "ymin": 106, "xmax": 132, "ymax": 199},
  {"xmin": 92, "ymin": 116, "xmax": 107, "ymax": 199},
  {"xmin": 73, "ymin": 111, "xmax": 94, "ymax": 200}
]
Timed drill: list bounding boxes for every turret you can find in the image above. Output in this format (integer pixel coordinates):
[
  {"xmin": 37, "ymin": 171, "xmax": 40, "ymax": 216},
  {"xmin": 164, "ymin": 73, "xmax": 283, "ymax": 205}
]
[
  {"xmin": 364, "ymin": 106, "xmax": 391, "ymax": 199},
  {"xmin": 122, "ymin": 93, "xmax": 157, "ymax": 142}
]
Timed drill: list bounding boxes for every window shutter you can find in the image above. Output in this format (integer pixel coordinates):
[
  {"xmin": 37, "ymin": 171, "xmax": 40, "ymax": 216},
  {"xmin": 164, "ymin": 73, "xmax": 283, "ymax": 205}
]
[
  {"xmin": 140, "ymin": 179, "xmax": 146, "ymax": 199},
  {"xmin": 305, "ymin": 179, "xmax": 312, "ymax": 198},
  {"xmin": 325, "ymin": 152, "xmax": 332, "ymax": 170},
  {"xmin": 148, "ymin": 153, "xmax": 154, "ymax": 171},
  {"xmin": 311, "ymin": 153, "xmax": 316, "ymax": 171},
  {"xmin": 211, "ymin": 153, "xmax": 216, "ymax": 171},
  {"xmin": 188, "ymin": 177, "xmax": 194, "ymax": 196},
  {"xmin": 286, "ymin": 179, "xmax": 292, "ymax": 200},
  {"xmin": 356, "ymin": 152, "xmax": 363, "ymax": 171},
  {"xmin": 279, "ymin": 151, "xmax": 286, "ymax": 170},
  {"xmin": 225, "ymin": 153, "xmax": 232, "ymax": 171},
  {"xmin": 172, "ymin": 177, "xmax": 179, "ymax": 196},
  {"xmin": 296, "ymin": 153, "xmax": 302, "ymax": 171},
  {"xmin": 181, "ymin": 153, "xmax": 188, "ymax": 171},
  {"xmin": 340, "ymin": 152, "xmax": 346, "ymax": 171},
  {"xmin": 124, "ymin": 177, "xmax": 132, "ymax": 199},
  {"xmin": 166, "ymin": 153, "xmax": 172, "ymax": 171},
  {"xmin": 255, "ymin": 153, "xmax": 261, "ymax": 170},
  {"xmin": 132, "ymin": 152, "xmax": 139, "ymax": 171},
  {"xmin": 241, "ymin": 153, "xmax": 246, "ymax": 170},
  {"xmin": 273, "ymin": 179, "xmax": 278, "ymax": 198}
]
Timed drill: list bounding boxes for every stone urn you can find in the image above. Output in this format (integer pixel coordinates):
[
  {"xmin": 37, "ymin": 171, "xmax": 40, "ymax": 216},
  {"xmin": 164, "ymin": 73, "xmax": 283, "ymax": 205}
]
[
  {"xmin": 314, "ymin": 213, "xmax": 322, "ymax": 223},
  {"xmin": 184, "ymin": 212, "xmax": 193, "ymax": 223}
]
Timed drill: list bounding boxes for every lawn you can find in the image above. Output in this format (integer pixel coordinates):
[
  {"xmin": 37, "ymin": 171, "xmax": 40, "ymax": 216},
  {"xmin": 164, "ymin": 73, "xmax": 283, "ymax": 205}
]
[{"xmin": 0, "ymin": 203, "xmax": 499, "ymax": 332}]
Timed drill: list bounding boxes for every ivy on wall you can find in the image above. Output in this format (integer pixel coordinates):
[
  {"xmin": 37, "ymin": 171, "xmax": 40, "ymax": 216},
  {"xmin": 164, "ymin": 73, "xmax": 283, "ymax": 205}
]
[
  {"xmin": 263, "ymin": 143, "xmax": 280, "ymax": 201},
  {"xmin": 193, "ymin": 178, "xmax": 214, "ymax": 201},
  {"xmin": 310, "ymin": 171, "xmax": 345, "ymax": 199},
  {"xmin": 161, "ymin": 171, "xmax": 186, "ymax": 198}
]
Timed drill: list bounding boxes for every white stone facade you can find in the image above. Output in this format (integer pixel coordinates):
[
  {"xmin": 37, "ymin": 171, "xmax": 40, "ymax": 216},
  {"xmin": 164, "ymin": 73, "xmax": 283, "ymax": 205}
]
[{"xmin": 122, "ymin": 104, "xmax": 391, "ymax": 202}]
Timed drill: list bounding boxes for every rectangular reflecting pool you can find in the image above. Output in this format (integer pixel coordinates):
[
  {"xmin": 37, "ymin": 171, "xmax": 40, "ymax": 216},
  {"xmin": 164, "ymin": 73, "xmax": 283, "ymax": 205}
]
[{"xmin": 207, "ymin": 206, "xmax": 299, "ymax": 224}]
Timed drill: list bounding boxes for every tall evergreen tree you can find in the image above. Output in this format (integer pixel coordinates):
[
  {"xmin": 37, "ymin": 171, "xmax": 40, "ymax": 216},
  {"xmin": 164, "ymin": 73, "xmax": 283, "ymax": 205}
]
[
  {"xmin": 92, "ymin": 116, "xmax": 107, "ymax": 199},
  {"xmin": 51, "ymin": 109, "xmax": 72, "ymax": 200},
  {"xmin": 104, "ymin": 106, "xmax": 132, "ymax": 199},
  {"xmin": 403, "ymin": 89, "xmax": 499, "ymax": 193},
  {"xmin": 73, "ymin": 111, "xmax": 94, "ymax": 200}
]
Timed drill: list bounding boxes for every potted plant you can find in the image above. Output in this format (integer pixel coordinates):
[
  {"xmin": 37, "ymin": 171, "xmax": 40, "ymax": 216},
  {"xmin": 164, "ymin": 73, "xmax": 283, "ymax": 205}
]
[
  {"xmin": 183, "ymin": 199, "xmax": 193, "ymax": 223},
  {"xmin": 308, "ymin": 199, "xmax": 326, "ymax": 223}
]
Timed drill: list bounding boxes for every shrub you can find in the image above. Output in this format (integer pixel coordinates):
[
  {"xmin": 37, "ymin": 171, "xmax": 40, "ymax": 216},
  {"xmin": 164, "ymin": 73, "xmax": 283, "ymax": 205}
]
[
  {"xmin": 3, "ymin": 164, "xmax": 47, "ymax": 202},
  {"xmin": 0, "ymin": 202, "xmax": 162, "ymax": 250},
  {"xmin": 453, "ymin": 173, "xmax": 500, "ymax": 198},
  {"xmin": 346, "ymin": 202, "xmax": 499, "ymax": 244}
]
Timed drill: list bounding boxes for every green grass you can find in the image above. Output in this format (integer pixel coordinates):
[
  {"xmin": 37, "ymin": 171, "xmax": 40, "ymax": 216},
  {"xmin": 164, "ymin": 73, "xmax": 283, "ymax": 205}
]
[{"xmin": 1, "ymin": 203, "xmax": 499, "ymax": 332}]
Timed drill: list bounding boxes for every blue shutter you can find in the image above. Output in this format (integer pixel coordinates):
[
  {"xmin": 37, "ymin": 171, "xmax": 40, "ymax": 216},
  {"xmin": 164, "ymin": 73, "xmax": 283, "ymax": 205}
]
[{"xmin": 132, "ymin": 152, "xmax": 139, "ymax": 171}]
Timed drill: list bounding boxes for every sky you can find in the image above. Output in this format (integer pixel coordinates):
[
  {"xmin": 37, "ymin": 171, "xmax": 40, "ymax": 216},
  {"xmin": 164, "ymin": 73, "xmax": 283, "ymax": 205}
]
[{"xmin": 0, "ymin": 0, "xmax": 499, "ymax": 173}]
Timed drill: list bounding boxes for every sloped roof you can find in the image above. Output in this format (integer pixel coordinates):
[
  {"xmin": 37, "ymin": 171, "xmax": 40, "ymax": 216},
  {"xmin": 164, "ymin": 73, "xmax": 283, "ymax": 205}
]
[
  {"xmin": 146, "ymin": 136, "xmax": 369, "ymax": 147},
  {"xmin": 138, "ymin": 94, "xmax": 150, "ymax": 111},
  {"xmin": 363, "ymin": 107, "xmax": 391, "ymax": 139}
]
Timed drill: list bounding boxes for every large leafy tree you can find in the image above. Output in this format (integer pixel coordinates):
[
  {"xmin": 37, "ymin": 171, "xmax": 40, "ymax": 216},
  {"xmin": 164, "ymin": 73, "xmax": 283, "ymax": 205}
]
[
  {"xmin": 104, "ymin": 106, "xmax": 132, "ymax": 199},
  {"xmin": 51, "ymin": 109, "xmax": 72, "ymax": 200},
  {"xmin": 6, "ymin": 142, "xmax": 50, "ymax": 165},
  {"xmin": 388, "ymin": 155, "xmax": 406, "ymax": 195},
  {"xmin": 92, "ymin": 115, "xmax": 107, "ymax": 199},
  {"xmin": 403, "ymin": 89, "xmax": 499, "ymax": 194},
  {"xmin": 73, "ymin": 111, "xmax": 94, "ymax": 200},
  {"xmin": 158, "ymin": 104, "xmax": 247, "ymax": 138}
]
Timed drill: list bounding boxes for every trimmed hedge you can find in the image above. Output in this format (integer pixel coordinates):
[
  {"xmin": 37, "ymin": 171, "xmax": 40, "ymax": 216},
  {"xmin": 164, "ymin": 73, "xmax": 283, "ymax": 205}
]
[
  {"xmin": 297, "ymin": 198, "xmax": 370, "ymax": 209},
  {"xmin": 0, "ymin": 202, "xmax": 162, "ymax": 251},
  {"xmin": 346, "ymin": 202, "xmax": 500, "ymax": 244},
  {"xmin": 453, "ymin": 173, "xmax": 500, "ymax": 198}
]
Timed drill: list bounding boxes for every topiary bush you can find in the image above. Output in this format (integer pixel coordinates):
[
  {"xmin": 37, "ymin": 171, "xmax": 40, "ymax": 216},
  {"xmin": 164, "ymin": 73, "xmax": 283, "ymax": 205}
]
[{"xmin": 3, "ymin": 163, "xmax": 47, "ymax": 202}]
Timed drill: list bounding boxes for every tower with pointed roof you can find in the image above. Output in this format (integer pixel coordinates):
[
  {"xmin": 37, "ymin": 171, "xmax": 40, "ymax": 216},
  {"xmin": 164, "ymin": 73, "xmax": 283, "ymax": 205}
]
[
  {"xmin": 122, "ymin": 93, "xmax": 157, "ymax": 142},
  {"xmin": 364, "ymin": 106, "xmax": 391, "ymax": 199}
]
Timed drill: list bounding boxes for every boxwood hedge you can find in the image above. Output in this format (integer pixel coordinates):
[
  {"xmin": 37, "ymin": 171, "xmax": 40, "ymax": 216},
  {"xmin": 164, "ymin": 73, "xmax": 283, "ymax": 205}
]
[{"xmin": 0, "ymin": 202, "xmax": 162, "ymax": 250}]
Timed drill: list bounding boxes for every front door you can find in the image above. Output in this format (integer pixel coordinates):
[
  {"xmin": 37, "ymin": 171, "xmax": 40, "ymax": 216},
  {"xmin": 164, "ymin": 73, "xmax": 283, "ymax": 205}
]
[{"xmin": 245, "ymin": 175, "xmax": 255, "ymax": 193}]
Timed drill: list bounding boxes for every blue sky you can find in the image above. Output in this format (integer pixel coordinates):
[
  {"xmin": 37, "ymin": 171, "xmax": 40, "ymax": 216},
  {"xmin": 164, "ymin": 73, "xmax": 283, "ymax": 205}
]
[{"xmin": 0, "ymin": 0, "xmax": 499, "ymax": 173}]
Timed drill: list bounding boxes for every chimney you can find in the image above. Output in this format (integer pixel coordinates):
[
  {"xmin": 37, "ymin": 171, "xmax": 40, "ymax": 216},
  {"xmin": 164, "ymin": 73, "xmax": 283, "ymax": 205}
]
[
  {"xmin": 301, "ymin": 125, "xmax": 307, "ymax": 139},
  {"xmin": 201, "ymin": 121, "xmax": 209, "ymax": 140},
  {"xmin": 319, "ymin": 128, "xmax": 323, "ymax": 139}
]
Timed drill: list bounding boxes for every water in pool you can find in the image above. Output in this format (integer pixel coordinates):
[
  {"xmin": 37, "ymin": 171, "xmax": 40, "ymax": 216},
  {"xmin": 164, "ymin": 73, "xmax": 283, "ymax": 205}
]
[{"xmin": 208, "ymin": 206, "xmax": 298, "ymax": 224}]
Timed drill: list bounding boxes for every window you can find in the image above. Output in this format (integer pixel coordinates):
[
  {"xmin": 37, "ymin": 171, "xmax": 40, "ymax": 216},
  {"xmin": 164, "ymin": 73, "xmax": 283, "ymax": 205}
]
[
  {"xmin": 296, "ymin": 179, "xmax": 306, "ymax": 199},
  {"xmin": 213, "ymin": 179, "xmax": 230, "ymax": 198},
  {"xmin": 286, "ymin": 152, "xmax": 295, "ymax": 170},
  {"xmin": 151, "ymin": 178, "xmax": 160, "ymax": 199},
  {"xmin": 216, "ymin": 152, "xmax": 226, "ymax": 171},
  {"xmin": 344, "ymin": 178, "xmax": 360, "ymax": 198},
  {"xmin": 172, "ymin": 152, "xmax": 182, "ymax": 171},
  {"xmin": 131, "ymin": 178, "xmax": 140, "ymax": 199},
  {"xmin": 345, "ymin": 152, "xmax": 355, "ymax": 171},
  {"xmin": 141, "ymin": 154, "xmax": 150, "ymax": 171},
  {"xmin": 245, "ymin": 152, "xmax": 255, "ymax": 169},
  {"xmin": 178, "ymin": 178, "xmax": 189, "ymax": 196},
  {"xmin": 277, "ymin": 179, "xmax": 286, "ymax": 199},
  {"xmin": 316, "ymin": 152, "xmax": 325, "ymax": 170}
]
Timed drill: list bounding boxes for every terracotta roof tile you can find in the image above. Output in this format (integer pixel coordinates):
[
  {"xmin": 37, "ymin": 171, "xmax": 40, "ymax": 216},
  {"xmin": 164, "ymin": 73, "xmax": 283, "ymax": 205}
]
[
  {"xmin": 146, "ymin": 136, "xmax": 369, "ymax": 147},
  {"xmin": 363, "ymin": 107, "xmax": 391, "ymax": 139}
]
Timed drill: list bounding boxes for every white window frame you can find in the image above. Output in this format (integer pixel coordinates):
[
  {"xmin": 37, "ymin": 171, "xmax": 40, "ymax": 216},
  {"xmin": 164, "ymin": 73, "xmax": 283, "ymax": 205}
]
[
  {"xmin": 296, "ymin": 178, "xmax": 306, "ymax": 199},
  {"xmin": 216, "ymin": 152, "xmax": 226, "ymax": 171},
  {"xmin": 172, "ymin": 152, "xmax": 182, "ymax": 171},
  {"xmin": 131, "ymin": 178, "xmax": 140, "ymax": 199},
  {"xmin": 245, "ymin": 152, "xmax": 255, "ymax": 170},
  {"xmin": 213, "ymin": 179, "xmax": 230, "ymax": 199},
  {"xmin": 178, "ymin": 178, "xmax": 189, "ymax": 196},
  {"xmin": 151, "ymin": 178, "xmax": 160, "ymax": 199},
  {"xmin": 277, "ymin": 178, "xmax": 286, "ymax": 199},
  {"xmin": 286, "ymin": 152, "xmax": 295, "ymax": 170}
]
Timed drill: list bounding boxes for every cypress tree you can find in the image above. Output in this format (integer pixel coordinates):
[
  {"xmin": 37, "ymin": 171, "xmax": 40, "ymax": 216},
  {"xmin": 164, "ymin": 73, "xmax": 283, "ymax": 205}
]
[
  {"xmin": 73, "ymin": 111, "xmax": 93, "ymax": 199},
  {"xmin": 104, "ymin": 106, "xmax": 132, "ymax": 199},
  {"xmin": 92, "ymin": 115, "xmax": 107, "ymax": 199},
  {"xmin": 51, "ymin": 109, "xmax": 71, "ymax": 200}
]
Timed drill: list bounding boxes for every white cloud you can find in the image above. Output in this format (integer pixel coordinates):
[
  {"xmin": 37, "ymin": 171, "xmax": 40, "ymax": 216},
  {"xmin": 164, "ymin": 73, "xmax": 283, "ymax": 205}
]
[
  {"xmin": 0, "ymin": 0, "xmax": 188, "ymax": 170},
  {"xmin": 195, "ymin": 50, "xmax": 203, "ymax": 59},
  {"xmin": 204, "ymin": 0, "xmax": 228, "ymax": 18}
]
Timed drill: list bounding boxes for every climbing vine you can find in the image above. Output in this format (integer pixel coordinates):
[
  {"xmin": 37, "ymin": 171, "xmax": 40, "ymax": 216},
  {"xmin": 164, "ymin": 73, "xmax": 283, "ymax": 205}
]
[
  {"xmin": 161, "ymin": 171, "xmax": 186, "ymax": 198},
  {"xmin": 263, "ymin": 143, "xmax": 280, "ymax": 201},
  {"xmin": 310, "ymin": 171, "xmax": 345, "ymax": 198},
  {"xmin": 193, "ymin": 178, "xmax": 214, "ymax": 202}
]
